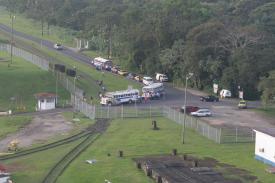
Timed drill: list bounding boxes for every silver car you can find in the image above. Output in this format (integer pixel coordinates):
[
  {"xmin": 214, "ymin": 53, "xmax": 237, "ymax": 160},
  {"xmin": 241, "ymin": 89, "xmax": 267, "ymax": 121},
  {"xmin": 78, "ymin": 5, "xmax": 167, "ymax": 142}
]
[{"xmin": 190, "ymin": 109, "xmax": 212, "ymax": 117}]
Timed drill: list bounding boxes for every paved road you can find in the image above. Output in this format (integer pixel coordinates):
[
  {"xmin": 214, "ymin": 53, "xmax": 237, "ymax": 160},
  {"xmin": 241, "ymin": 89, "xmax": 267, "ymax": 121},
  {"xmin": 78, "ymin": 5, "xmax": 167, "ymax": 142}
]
[{"xmin": 1, "ymin": 23, "xmax": 271, "ymax": 128}]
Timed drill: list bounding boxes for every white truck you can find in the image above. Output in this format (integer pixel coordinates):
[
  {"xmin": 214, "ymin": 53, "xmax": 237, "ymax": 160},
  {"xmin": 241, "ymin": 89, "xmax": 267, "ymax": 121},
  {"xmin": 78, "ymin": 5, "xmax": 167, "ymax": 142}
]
[{"xmin": 155, "ymin": 73, "xmax": 168, "ymax": 82}]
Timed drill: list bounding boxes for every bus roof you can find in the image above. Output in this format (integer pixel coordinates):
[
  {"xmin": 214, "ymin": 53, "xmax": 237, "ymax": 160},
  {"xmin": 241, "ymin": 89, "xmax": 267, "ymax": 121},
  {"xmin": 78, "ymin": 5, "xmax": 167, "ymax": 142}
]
[
  {"xmin": 105, "ymin": 89, "xmax": 139, "ymax": 96},
  {"xmin": 142, "ymin": 83, "xmax": 163, "ymax": 89},
  {"xmin": 94, "ymin": 57, "xmax": 112, "ymax": 63}
]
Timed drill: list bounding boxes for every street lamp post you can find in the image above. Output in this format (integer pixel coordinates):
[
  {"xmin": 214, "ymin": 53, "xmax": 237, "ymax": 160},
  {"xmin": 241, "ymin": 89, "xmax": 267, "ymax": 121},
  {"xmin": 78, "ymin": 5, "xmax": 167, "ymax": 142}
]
[{"xmin": 182, "ymin": 72, "xmax": 193, "ymax": 144}]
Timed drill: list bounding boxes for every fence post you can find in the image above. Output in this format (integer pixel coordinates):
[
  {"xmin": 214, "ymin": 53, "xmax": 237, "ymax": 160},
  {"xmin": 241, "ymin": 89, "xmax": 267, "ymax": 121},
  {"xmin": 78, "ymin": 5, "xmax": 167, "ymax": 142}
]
[
  {"xmin": 178, "ymin": 112, "xmax": 181, "ymax": 125},
  {"xmin": 208, "ymin": 125, "xmax": 210, "ymax": 138},
  {"xmin": 107, "ymin": 106, "xmax": 110, "ymax": 119},
  {"xmin": 216, "ymin": 129, "xmax": 218, "ymax": 143},
  {"xmin": 150, "ymin": 105, "xmax": 152, "ymax": 118},
  {"xmin": 236, "ymin": 127, "xmax": 238, "ymax": 143},
  {"xmin": 121, "ymin": 105, "xmax": 124, "ymax": 119},
  {"xmin": 219, "ymin": 128, "xmax": 222, "ymax": 144},
  {"xmin": 252, "ymin": 129, "xmax": 254, "ymax": 141},
  {"xmin": 93, "ymin": 106, "xmax": 96, "ymax": 119},
  {"xmin": 135, "ymin": 104, "xmax": 138, "ymax": 118}
]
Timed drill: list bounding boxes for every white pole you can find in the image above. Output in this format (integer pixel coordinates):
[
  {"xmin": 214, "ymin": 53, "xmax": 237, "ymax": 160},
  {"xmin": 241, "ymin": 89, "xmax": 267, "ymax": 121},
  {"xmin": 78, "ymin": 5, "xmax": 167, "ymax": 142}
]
[{"xmin": 181, "ymin": 76, "xmax": 188, "ymax": 144}]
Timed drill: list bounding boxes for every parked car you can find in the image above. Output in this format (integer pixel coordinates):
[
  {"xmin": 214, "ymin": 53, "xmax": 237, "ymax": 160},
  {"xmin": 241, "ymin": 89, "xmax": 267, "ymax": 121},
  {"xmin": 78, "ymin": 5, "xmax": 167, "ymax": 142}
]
[
  {"xmin": 118, "ymin": 70, "xmax": 129, "ymax": 76},
  {"xmin": 111, "ymin": 66, "xmax": 120, "ymax": 74},
  {"xmin": 200, "ymin": 95, "xmax": 219, "ymax": 102},
  {"xmin": 156, "ymin": 73, "xmax": 168, "ymax": 82},
  {"xmin": 191, "ymin": 109, "xmax": 212, "ymax": 117},
  {"xmin": 143, "ymin": 76, "xmax": 154, "ymax": 85},
  {"xmin": 54, "ymin": 43, "xmax": 63, "ymax": 50},
  {"xmin": 126, "ymin": 73, "xmax": 136, "ymax": 79},
  {"xmin": 134, "ymin": 75, "xmax": 143, "ymax": 82},
  {"xmin": 238, "ymin": 100, "xmax": 247, "ymax": 109},
  {"xmin": 220, "ymin": 89, "xmax": 232, "ymax": 98},
  {"xmin": 180, "ymin": 106, "xmax": 200, "ymax": 114}
]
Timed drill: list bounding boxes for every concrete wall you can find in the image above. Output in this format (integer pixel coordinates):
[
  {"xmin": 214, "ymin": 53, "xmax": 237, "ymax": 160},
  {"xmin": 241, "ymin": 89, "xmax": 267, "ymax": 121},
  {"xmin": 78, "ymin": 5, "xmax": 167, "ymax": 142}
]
[{"xmin": 255, "ymin": 130, "xmax": 275, "ymax": 166}]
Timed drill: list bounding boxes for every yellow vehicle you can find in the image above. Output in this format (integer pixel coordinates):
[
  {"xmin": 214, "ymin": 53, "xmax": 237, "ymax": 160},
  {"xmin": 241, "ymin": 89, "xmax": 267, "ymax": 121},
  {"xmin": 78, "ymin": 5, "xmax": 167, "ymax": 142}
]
[
  {"xmin": 238, "ymin": 100, "xmax": 247, "ymax": 109},
  {"xmin": 118, "ymin": 70, "xmax": 128, "ymax": 76},
  {"xmin": 8, "ymin": 139, "xmax": 19, "ymax": 151}
]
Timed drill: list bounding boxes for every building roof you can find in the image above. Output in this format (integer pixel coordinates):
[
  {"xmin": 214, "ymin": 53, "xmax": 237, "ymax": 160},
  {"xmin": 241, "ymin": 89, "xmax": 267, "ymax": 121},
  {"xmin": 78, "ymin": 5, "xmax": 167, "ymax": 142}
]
[
  {"xmin": 254, "ymin": 128, "xmax": 275, "ymax": 138},
  {"xmin": 34, "ymin": 92, "xmax": 57, "ymax": 99}
]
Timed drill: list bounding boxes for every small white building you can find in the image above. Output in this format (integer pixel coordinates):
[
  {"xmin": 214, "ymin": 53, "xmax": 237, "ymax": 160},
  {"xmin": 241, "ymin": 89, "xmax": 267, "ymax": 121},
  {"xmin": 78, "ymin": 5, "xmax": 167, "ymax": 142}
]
[
  {"xmin": 34, "ymin": 93, "xmax": 57, "ymax": 111},
  {"xmin": 254, "ymin": 129, "xmax": 275, "ymax": 167}
]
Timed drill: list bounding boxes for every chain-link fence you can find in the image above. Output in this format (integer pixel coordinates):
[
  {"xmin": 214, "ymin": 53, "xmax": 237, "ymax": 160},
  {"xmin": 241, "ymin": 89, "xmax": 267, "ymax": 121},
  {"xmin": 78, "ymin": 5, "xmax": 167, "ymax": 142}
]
[
  {"xmin": 73, "ymin": 95, "xmax": 95, "ymax": 119},
  {"xmin": 0, "ymin": 44, "xmax": 49, "ymax": 70},
  {"xmin": 53, "ymin": 71, "xmax": 84, "ymax": 99},
  {"xmin": 162, "ymin": 106, "xmax": 255, "ymax": 144},
  {"xmin": 95, "ymin": 105, "xmax": 163, "ymax": 119}
]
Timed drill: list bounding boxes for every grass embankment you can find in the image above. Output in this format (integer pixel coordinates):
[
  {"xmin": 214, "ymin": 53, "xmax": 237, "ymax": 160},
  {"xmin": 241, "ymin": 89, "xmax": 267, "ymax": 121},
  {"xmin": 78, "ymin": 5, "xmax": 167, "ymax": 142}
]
[
  {"xmin": 0, "ymin": 51, "xmax": 69, "ymax": 112},
  {"xmin": 0, "ymin": 7, "xmax": 76, "ymax": 46},
  {"xmin": 57, "ymin": 118, "xmax": 274, "ymax": 183},
  {"xmin": 2, "ymin": 138, "xmax": 85, "ymax": 183},
  {"xmin": 0, "ymin": 116, "xmax": 31, "ymax": 140}
]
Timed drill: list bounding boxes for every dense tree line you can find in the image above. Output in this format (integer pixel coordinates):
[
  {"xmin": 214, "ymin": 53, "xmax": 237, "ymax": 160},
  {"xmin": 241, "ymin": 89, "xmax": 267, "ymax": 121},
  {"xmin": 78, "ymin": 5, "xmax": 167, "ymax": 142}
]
[{"xmin": 1, "ymin": 0, "xmax": 275, "ymax": 100}]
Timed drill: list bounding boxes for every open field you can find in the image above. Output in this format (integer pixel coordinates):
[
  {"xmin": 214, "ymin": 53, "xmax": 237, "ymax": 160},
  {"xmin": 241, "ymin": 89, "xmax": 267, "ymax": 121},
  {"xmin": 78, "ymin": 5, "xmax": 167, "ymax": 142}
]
[
  {"xmin": 0, "ymin": 116, "xmax": 31, "ymax": 140},
  {"xmin": 57, "ymin": 118, "xmax": 274, "ymax": 183},
  {"xmin": 0, "ymin": 7, "xmax": 76, "ymax": 46},
  {"xmin": 0, "ymin": 51, "xmax": 69, "ymax": 112}
]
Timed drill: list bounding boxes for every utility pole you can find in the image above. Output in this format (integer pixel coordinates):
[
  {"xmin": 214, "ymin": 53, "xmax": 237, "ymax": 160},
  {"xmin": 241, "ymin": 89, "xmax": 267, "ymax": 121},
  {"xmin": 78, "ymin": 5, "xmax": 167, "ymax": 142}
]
[
  {"xmin": 182, "ymin": 73, "xmax": 193, "ymax": 144},
  {"xmin": 10, "ymin": 15, "xmax": 15, "ymax": 67},
  {"xmin": 73, "ymin": 66, "xmax": 77, "ymax": 118}
]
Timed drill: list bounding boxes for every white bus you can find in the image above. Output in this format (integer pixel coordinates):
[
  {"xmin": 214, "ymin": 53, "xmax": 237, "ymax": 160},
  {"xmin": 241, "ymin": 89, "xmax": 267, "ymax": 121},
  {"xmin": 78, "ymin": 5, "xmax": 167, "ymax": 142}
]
[
  {"xmin": 100, "ymin": 89, "xmax": 141, "ymax": 106},
  {"xmin": 142, "ymin": 83, "xmax": 165, "ymax": 99},
  {"xmin": 91, "ymin": 57, "xmax": 113, "ymax": 69}
]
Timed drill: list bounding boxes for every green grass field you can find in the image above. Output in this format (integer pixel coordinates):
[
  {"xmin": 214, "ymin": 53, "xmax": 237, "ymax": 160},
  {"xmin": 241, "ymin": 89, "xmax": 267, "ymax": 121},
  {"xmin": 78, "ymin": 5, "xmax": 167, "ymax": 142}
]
[
  {"xmin": 57, "ymin": 118, "xmax": 274, "ymax": 183},
  {"xmin": 0, "ymin": 51, "xmax": 69, "ymax": 112},
  {"xmin": 0, "ymin": 116, "xmax": 31, "ymax": 140},
  {"xmin": 0, "ymin": 7, "xmax": 76, "ymax": 46}
]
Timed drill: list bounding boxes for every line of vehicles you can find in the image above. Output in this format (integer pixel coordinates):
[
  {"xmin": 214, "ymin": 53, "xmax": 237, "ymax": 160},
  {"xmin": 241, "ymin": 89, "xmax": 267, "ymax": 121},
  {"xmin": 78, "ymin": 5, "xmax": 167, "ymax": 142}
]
[
  {"xmin": 89, "ymin": 57, "xmax": 168, "ymax": 106},
  {"xmin": 53, "ymin": 49, "xmax": 247, "ymax": 110}
]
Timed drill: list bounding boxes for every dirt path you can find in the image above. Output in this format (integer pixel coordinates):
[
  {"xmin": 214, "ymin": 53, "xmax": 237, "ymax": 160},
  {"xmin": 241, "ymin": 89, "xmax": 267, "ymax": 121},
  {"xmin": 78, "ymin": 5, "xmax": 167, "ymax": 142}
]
[{"xmin": 0, "ymin": 111, "xmax": 73, "ymax": 152}]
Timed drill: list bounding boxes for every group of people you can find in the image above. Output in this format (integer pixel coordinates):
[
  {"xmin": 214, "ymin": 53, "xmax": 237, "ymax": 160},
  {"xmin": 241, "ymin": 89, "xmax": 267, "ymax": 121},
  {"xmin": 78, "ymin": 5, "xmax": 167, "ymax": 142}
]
[{"xmin": 142, "ymin": 91, "xmax": 161, "ymax": 102}]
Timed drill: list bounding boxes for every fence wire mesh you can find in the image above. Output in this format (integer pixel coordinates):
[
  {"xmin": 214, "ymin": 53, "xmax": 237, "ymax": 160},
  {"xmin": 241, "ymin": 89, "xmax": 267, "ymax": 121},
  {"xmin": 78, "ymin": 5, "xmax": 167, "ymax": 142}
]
[{"xmin": 0, "ymin": 44, "xmax": 49, "ymax": 70}]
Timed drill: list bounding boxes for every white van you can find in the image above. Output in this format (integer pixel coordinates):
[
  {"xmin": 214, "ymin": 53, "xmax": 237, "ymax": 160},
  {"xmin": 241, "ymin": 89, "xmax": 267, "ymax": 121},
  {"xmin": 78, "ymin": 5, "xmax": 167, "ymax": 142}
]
[
  {"xmin": 156, "ymin": 73, "xmax": 168, "ymax": 82},
  {"xmin": 143, "ymin": 76, "xmax": 154, "ymax": 86},
  {"xmin": 220, "ymin": 89, "xmax": 232, "ymax": 98}
]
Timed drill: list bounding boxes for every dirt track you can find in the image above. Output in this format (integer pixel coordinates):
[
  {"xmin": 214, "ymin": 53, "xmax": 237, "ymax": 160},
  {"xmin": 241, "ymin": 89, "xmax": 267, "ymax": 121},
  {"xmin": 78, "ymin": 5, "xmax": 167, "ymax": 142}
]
[{"xmin": 0, "ymin": 111, "xmax": 73, "ymax": 152}]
